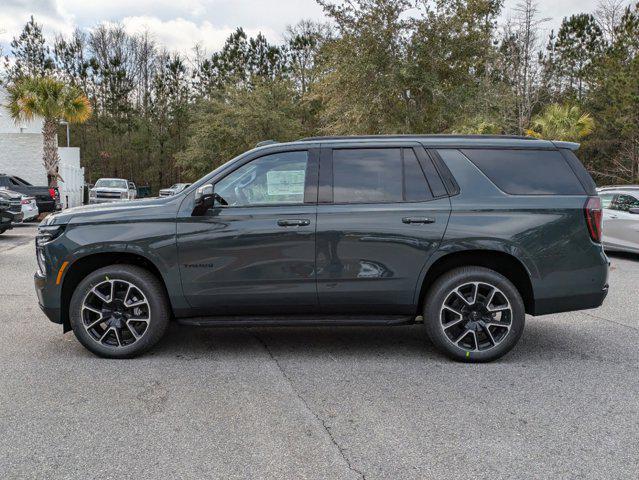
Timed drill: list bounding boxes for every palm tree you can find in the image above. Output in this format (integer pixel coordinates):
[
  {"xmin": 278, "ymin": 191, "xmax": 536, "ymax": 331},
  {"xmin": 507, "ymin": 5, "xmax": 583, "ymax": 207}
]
[
  {"xmin": 526, "ymin": 104, "xmax": 595, "ymax": 142},
  {"xmin": 5, "ymin": 77, "xmax": 91, "ymax": 187}
]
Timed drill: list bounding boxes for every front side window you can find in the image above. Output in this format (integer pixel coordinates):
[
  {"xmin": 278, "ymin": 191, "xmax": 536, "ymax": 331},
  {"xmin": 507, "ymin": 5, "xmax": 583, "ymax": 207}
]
[
  {"xmin": 614, "ymin": 194, "xmax": 639, "ymax": 212},
  {"xmin": 215, "ymin": 151, "xmax": 308, "ymax": 207}
]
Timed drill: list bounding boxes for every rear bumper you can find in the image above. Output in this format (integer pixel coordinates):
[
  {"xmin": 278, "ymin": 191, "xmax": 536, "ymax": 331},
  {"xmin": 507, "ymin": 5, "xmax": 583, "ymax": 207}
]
[
  {"xmin": 37, "ymin": 200, "xmax": 61, "ymax": 213},
  {"xmin": 532, "ymin": 285, "xmax": 609, "ymax": 316}
]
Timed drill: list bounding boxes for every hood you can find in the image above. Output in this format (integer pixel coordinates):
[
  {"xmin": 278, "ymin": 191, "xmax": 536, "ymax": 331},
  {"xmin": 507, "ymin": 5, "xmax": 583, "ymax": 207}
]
[
  {"xmin": 44, "ymin": 196, "xmax": 179, "ymax": 226},
  {"xmin": 0, "ymin": 188, "xmax": 22, "ymax": 201}
]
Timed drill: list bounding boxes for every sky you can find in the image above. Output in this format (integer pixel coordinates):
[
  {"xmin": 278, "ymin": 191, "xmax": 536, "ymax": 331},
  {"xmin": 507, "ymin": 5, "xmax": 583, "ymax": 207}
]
[{"xmin": 0, "ymin": 0, "xmax": 616, "ymax": 57}]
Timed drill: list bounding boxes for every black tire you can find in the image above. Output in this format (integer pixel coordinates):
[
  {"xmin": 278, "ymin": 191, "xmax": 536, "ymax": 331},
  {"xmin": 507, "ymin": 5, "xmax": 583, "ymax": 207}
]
[
  {"xmin": 69, "ymin": 265, "xmax": 170, "ymax": 359},
  {"xmin": 423, "ymin": 266, "xmax": 525, "ymax": 362}
]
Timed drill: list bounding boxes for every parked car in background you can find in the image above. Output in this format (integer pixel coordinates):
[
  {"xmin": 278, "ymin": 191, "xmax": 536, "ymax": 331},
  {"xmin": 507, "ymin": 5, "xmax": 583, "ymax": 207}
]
[
  {"xmin": 20, "ymin": 194, "xmax": 39, "ymax": 222},
  {"xmin": 597, "ymin": 185, "xmax": 639, "ymax": 254},
  {"xmin": 89, "ymin": 178, "xmax": 137, "ymax": 204},
  {"xmin": 0, "ymin": 174, "xmax": 60, "ymax": 213},
  {"xmin": 159, "ymin": 183, "xmax": 191, "ymax": 197},
  {"xmin": 0, "ymin": 188, "xmax": 24, "ymax": 234},
  {"xmin": 35, "ymin": 135, "xmax": 608, "ymax": 362}
]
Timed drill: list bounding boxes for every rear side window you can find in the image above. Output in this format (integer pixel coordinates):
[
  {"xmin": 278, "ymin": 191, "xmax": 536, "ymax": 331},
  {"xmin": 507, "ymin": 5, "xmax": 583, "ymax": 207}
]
[
  {"xmin": 403, "ymin": 148, "xmax": 431, "ymax": 202},
  {"xmin": 599, "ymin": 193, "xmax": 615, "ymax": 208},
  {"xmin": 461, "ymin": 149, "xmax": 586, "ymax": 195},
  {"xmin": 332, "ymin": 148, "xmax": 433, "ymax": 203}
]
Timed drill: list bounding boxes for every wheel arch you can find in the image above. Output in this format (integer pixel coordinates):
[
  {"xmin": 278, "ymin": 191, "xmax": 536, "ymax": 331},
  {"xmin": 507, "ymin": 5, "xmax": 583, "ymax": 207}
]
[
  {"xmin": 417, "ymin": 250, "xmax": 535, "ymax": 315},
  {"xmin": 60, "ymin": 252, "xmax": 172, "ymax": 332}
]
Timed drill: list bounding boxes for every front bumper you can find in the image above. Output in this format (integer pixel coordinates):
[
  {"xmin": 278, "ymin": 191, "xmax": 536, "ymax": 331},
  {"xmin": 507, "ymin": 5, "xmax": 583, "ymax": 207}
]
[
  {"xmin": 34, "ymin": 271, "xmax": 62, "ymax": 324},
  {"xmin": 89, "ymin": 198, "xmax": 127, "ymax": 204}
]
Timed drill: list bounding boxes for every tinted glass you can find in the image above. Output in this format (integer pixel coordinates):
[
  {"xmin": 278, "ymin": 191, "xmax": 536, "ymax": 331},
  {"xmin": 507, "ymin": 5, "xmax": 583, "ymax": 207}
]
[
  {"xmin": 403, "ymin": 148, "xmax": 431, "ymax": 202},
  {"xmin": 333, "ymin": 149, "xmax": 403, "ymax": 203},
  {"xmin": 615, "ymin": 194, "xmax": 639, "ymax": 212},
  {"xmin": 559, "ymin": 149, "xmax": 597, "ymax": 195},
  {"xmin": 599, "ymin": 193, "xmax": 615, "ymax": 209},
  {"xmin": 461, "ymin": 149, "xmax": 585, "ymax": 195},
  {"xmin": 215, "ymin": 151, "xmax": 308, "ymax": 206}
]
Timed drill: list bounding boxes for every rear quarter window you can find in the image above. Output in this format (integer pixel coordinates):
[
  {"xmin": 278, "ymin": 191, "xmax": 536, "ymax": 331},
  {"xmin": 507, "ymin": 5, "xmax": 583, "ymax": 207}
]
[{"xmin": 461, "ymin": 149, "xmax": 586, "ymax": 195}]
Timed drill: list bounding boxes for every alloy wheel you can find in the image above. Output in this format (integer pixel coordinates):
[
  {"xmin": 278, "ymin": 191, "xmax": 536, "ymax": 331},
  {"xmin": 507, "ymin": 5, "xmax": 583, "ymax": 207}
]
[
  {"xmin": 439, "ymin": 281, "xmax": 512, "ymax": 352},
  {"xmin": 81, "ymin": 278, "xmax": 151, "ymax": 348}
]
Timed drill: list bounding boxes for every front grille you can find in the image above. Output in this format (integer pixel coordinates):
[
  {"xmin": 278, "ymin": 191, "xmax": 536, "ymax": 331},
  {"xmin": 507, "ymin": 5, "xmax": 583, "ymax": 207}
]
[{"xmin": 96, "ymin": 192, "xmax": 122, "ymax": 199}]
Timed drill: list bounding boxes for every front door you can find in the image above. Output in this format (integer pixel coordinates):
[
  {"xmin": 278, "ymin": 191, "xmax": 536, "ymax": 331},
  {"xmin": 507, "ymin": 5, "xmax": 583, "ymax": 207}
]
[
  {"xmin": 602, "ymin": 193, "xmax": 639, "ymax": 251},
  {"xmin": 176, "ymin": 149, "xmax": 319, "ymax": 315},
  {"xmin": 315, "ymin": 144, "xmax": 451, "ymax": 314}
]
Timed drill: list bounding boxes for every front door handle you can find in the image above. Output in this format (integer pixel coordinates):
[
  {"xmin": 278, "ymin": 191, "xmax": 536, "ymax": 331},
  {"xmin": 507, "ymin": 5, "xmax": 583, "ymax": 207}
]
[
  {"xmin": 402, "ymin": 217, "xmax": 435, "ymax": 224},
  {"xmin": 277, "ymin": 219, "xmax": 311, "ymax": 227}
]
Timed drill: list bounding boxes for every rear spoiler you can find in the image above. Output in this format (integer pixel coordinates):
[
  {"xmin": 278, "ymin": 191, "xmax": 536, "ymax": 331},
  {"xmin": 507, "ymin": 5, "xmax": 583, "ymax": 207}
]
[{"xmin": 552, "ymin": 141, "xmax": 580, "ymax": 151}]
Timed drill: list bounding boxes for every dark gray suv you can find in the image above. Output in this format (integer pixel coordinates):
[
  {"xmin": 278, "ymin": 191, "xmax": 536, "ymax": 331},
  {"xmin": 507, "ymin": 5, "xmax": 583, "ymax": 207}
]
[{"xmin": 34, "ymin": 135, "xmax": 608, "ymax": 361}]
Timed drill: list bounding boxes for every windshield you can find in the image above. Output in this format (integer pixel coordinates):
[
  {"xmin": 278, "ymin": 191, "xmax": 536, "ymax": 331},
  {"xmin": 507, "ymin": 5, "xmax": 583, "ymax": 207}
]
[{"xmin": 95, "ymin": 179, "xmax": 128, "ymax": 189}]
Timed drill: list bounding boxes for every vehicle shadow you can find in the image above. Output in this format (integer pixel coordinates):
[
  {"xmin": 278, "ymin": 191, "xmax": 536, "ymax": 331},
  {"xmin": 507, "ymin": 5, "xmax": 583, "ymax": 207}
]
[
  {"xmin": 135, "ymin": 317, "xmax": 633, "ymax": 365},
  {"xmin": 606, "ymin": 251, "xmax": 639, "ymax": 262}
]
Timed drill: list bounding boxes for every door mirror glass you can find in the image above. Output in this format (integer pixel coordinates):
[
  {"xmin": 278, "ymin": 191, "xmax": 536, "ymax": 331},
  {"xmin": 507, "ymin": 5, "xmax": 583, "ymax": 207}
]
[{"xmin": 194, "ymin": 184, "xmax": 214, "ymax": 209}]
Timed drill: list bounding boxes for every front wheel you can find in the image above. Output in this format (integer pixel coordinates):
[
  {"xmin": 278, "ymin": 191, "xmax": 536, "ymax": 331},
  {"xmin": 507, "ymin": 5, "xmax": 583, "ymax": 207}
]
[
  {"xmin": 424, "ymin": 267, "xmax": 525, "ymax": 362},
  {"xmin": 69, "ymin": 265, "xmax": 170, "ymax": 358}
]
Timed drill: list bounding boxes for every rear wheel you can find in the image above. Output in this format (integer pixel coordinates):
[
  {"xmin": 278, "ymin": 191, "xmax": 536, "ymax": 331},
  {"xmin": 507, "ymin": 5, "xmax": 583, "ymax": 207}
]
[
  {"xmin": 69, "ymin": 265, "xmax": 170, "ymax": 358},
  {"xmin": 424, "ymin": 266, "xmax": 525, "ymax": 362}
]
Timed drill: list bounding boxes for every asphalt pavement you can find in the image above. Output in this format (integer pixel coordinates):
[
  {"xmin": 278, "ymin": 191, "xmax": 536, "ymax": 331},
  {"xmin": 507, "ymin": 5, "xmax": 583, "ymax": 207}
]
[{"xmin": 0, "ymin": 224, "xmax": 637, "ymax": 479}]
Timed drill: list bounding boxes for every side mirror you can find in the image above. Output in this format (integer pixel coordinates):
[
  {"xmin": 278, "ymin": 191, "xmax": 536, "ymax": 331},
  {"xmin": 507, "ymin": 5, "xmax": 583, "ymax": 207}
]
[
  {"xmin": 629, "ymin": 207, "xmax": 639, "ymax": 215},
  {"xmin": 194, "ymin": 184, "xmax": 214, "ymax": 209}
]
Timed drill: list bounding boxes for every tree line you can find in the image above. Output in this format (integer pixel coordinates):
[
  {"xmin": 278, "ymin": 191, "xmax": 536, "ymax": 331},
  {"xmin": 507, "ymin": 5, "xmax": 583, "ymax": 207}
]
[{"xmin": 2, "ymin": 0, "xmax": 638, "ymax": 190}]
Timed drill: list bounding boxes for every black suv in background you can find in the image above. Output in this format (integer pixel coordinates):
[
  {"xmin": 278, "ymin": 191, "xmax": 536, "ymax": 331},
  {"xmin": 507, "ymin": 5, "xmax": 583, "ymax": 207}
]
[
  {"xmin": 34, "ymin": 135, "xmax": 608, "ymax": 361},
  {"xmin": 0, "ymin": 189, "xmax": 24, "ymax": 234},
  {"xmin": 0, "ymin": 174, "xmax": 61, "ymax": 213}
]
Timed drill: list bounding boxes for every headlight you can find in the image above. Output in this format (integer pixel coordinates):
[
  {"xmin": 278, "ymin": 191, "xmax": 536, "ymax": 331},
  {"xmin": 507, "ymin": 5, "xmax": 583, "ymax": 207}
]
[
  {"xmin": 121, "ymin": 192, "xmax": 128, "ymax": 199},
  {"xmin": 89, "ymin": 190, "xmax": 96, "ymax": 198},
  {"xmin": 35, "ymin": 225, "xmax": 65, "ymax": 276},
  {"xmin": 36, "ymin": 225, "xmax": 66, "ymax": 246}
]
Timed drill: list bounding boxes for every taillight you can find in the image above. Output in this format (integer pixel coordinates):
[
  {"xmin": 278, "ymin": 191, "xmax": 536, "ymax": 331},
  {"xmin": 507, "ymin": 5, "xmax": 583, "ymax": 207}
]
[
  {"xmin": 585, "ymin": 196, "xmax": 602, "ymax": 243},
  {"xmin": 48, "ymin": 188, "xmax": 56, "ymax": 199}
]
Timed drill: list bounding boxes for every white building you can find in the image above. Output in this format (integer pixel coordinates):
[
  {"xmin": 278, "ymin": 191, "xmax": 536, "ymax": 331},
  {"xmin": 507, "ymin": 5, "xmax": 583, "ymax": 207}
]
[{"xmin": 0, "ymin": 87, "xmax": 85, "ymax": 208}]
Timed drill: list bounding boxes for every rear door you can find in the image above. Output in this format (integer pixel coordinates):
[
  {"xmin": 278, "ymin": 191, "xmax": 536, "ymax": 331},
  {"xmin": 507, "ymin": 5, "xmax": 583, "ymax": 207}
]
[{"xmin": 315, "ymin": 143, "xmax": 451, "ymax": 314}]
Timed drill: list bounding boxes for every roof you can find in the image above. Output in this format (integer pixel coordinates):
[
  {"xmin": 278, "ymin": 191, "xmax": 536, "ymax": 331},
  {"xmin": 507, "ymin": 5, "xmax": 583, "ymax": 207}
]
[{"xmin": 274, "ymin": 134, "xmax": 575, "ymax": 150}]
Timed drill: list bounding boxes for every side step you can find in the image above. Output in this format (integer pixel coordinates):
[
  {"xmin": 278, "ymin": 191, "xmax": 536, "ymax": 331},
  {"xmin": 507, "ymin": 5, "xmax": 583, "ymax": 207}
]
[{"xmin": 176, "ymin": 314, "xmax": 416, "ymax": 328}]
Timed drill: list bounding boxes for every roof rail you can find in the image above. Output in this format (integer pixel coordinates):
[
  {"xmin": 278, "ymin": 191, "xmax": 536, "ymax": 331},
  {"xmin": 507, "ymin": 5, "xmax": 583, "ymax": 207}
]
[
  {"xmin": 298, "ymin": 134, "xmax": 535, "ymax": 141},
  {"xmin": 255, "ymin": 140, "xmax": 278, "ymax": 148},
  {"xmin": 598, "ymin": 185, "xmax": 639, "ymax": 190}
]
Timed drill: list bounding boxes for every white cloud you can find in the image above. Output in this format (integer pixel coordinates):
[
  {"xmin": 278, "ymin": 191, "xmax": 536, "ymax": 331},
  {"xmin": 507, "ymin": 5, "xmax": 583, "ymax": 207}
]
[
  {"xmin": 0, "ymin": 2, "xmax": 75, "ymax": 49},
  {"xmin": 117, "ymin": 16, "xmax": 279, "ymax": 56}
]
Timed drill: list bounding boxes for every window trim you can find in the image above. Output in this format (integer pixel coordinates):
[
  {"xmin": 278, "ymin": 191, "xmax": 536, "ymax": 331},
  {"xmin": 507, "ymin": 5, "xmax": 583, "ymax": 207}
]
[
  {"xmin": 208, "ymin": 148, "xmax": 319, "ymax": 210},
  {"xmin": 321, "ymin": 145, "xmax": 445, "ymax": 206}
]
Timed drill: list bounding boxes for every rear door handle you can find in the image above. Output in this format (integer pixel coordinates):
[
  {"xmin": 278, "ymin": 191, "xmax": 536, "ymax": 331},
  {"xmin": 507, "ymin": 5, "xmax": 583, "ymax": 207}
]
[
  {"xmin": 402, "ymin": 217, "xmax": 435, "ymax": 224},
  {"xmin": 277, "ymin": 219, "xmax": 311, "ymax": 227}
]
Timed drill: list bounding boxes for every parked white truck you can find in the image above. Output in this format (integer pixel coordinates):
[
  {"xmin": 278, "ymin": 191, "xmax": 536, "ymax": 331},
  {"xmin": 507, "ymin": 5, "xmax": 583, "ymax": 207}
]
[{"xmin": 89, "ymin": 178, "xmax": 137, "ymax": 204}]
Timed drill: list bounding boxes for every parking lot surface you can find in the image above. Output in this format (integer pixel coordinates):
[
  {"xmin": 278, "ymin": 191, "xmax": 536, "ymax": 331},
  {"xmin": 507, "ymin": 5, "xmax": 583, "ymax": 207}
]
[{"xmin": 1, "ymin": 224, "xmax": 638, "ymax": 479}]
